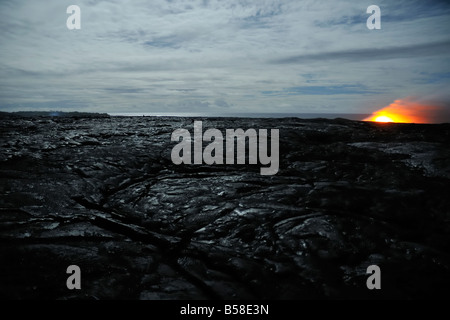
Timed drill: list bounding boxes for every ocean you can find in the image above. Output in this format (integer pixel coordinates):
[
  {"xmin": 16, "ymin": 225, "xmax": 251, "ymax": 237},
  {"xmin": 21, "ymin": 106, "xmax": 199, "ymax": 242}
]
[{"xmin": 108, "ymin": 112, "xmax": 371, "ymax": 121}]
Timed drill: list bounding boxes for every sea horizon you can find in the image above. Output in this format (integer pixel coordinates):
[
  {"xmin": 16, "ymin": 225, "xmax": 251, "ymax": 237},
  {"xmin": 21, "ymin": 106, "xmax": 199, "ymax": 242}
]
[{"xmin": 108, "ymin": 112, "xmax": 371, "ymax": 121}]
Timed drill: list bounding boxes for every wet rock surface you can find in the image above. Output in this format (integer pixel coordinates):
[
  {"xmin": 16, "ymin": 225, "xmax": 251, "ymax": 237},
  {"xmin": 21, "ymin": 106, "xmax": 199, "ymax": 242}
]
[{"xmin": 1, "ymin": 116, "xmax": 449, "ymax": 299}]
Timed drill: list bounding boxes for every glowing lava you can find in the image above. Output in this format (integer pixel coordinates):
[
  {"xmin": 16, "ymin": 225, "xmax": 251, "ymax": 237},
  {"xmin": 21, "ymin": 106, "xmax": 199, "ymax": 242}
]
[
  {"xmin": 363, "ymin": 98, "xmax": 435, "ymax": 123},
  {"xmin": 367, "ymin": 111, "xmax": 413, "ymax": 123},
  {"xmin": 374, "ymin": 115, "xmax": 394, "ymax": 123}
]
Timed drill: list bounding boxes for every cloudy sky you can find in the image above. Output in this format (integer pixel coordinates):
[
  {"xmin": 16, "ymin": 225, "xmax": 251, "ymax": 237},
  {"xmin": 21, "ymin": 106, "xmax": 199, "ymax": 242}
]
[{"xmin": 0, "ymin": 0, "xmax": 449, "ymax": 115}]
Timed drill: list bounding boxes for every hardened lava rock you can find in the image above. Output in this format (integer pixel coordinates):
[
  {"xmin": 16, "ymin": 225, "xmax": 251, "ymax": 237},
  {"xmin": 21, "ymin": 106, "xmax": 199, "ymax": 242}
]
[{"xmin": 0, "ymin": 115, "xmax": 449, "ymax": 299}]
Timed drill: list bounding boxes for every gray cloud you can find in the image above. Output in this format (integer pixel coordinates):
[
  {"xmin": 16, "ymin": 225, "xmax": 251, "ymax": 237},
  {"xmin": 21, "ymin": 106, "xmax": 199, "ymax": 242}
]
[
  {"xmin": 0, "ymin": 0, "xmax": 449, "ymax": 114},
  {"xmin": 263, "ymin": 85, "xmax": 379, "ymax": 96},
  {"xmin": 214, "ymin": 98, "xmax": 230, "ymax": 108},
  {"xmin": 271, "ymin": 41, "xmax": 450, "ymax": 64}
]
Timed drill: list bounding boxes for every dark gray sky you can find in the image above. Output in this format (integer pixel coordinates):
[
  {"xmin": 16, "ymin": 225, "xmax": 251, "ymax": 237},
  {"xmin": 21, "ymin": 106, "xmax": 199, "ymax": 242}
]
[{"xmin": 1, "ymin": 0, "xmax": 449, "ymax": 114}]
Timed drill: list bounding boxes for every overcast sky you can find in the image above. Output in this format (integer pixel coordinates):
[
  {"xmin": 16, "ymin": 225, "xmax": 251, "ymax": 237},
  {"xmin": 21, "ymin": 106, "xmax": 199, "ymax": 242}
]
[{"xmin": 1, "ymin": 0, "xmax": 449, "ymax": 114}]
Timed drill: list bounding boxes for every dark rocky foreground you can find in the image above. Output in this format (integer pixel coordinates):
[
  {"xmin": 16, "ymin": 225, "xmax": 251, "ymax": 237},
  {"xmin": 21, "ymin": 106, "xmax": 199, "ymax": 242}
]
[{"xmin": 1, "ymin": 116, "xmax": 449, "ymax": 300}]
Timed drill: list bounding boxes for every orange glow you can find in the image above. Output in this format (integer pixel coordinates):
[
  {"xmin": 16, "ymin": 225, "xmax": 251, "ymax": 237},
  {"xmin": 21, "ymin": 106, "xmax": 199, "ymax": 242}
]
[
  {"xmin": 363, "ymin": 98, "xmax": 441, "ymax": 124},
  {"xmin": 374, "ymin": 115, "xmax": 393, "ymax": 123}
]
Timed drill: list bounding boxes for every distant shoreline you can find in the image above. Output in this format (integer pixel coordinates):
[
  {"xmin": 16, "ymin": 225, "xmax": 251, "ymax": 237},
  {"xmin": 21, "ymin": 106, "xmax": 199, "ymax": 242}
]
[
  {"xmin": 2, "ymin": 111, "xmax": 449, "ymax": 124},
  {"xmin": 108, "ymin": 112, "xmax": 371, "ymax": 121},
  {"xmin": 0, "ymin": 111, "xmax": 110, "ymax": 118},
  {"xmin": 0, "ymin": 111, "xmax": 371, "ymax": 121}
]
